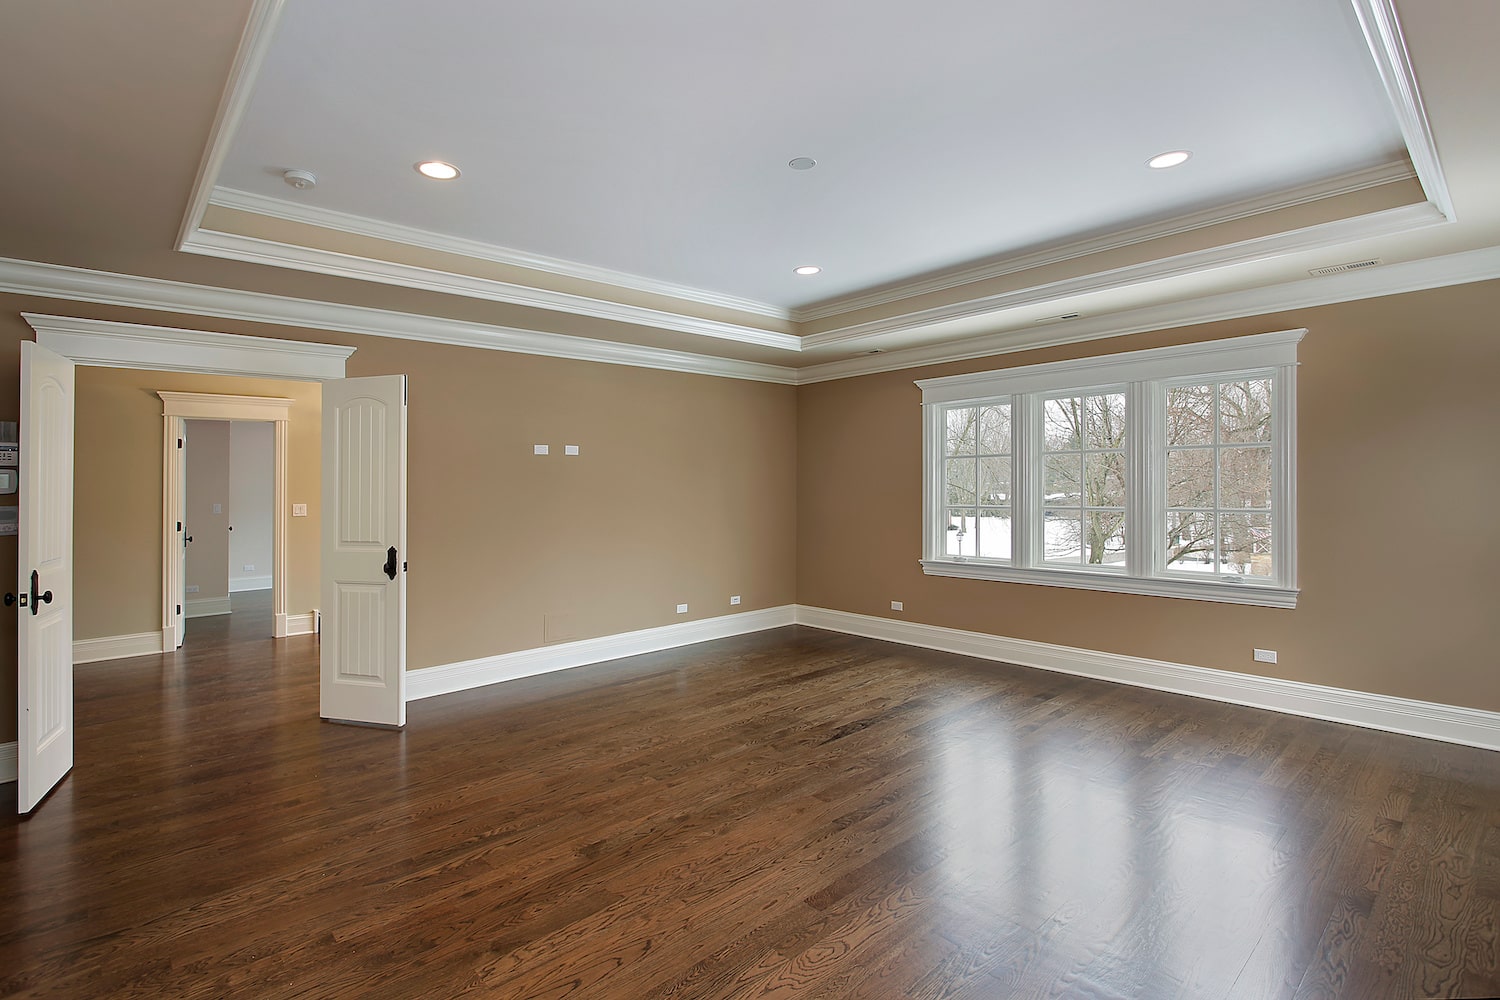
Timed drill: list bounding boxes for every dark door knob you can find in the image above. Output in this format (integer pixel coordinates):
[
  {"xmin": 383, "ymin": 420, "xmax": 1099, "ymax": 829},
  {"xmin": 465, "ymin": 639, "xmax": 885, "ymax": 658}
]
[
  {"xmin": 383, "ymin": 546, "xmax": 398, "ymax": 580},
  {"xmin": 4, "ymin": 593, "xmax": 13, "ymax": 607},
  {"xmin": 29, "ymin": 570, "xmax": 52, "ymax": 617}
]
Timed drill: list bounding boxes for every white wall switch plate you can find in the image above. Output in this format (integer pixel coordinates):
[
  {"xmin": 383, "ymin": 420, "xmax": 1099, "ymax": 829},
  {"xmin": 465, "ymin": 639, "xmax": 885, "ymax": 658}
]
[
  {"xmin": 533, "ymin": 444, "xmax": 549, "ymax": 455},
  {"xmin": 564, "ymin": 444, "xmax": 580, "ymax": 456},
  {"xmin": 186, "ymin": 584, "xmax": 200, "ymax": 594},
  {"xmin": 212, "ymin": 502, "xmax": 222, "ymax": 514},
  {"xmin": 1254, "ymin": 648, "xmax": 1278, "ymax": 663},
  {"xmin": 730, "ymin": 595, "xmax": 741, "ymax": 606},
  {"xmin": 676, "ymin": 603, "xmax": 688, "ymax": 614},
  {"xmin": 243, "ymin": 564, "xmax": 255, "ymax": 572},
  {"xmin": 292, "ymin": 503, "xmax": 308, "ymax": 517},
  {"xmin": 891, "ymin": 601, "xmax": 904, "ymax": 611}
]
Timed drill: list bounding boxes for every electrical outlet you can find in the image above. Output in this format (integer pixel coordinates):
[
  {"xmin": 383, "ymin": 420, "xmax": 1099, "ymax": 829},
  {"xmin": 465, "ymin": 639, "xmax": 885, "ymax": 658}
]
[
  {"xmin": 533, "ymin": 444, "xmax": 549, "ymax": 455},
  {"xmin": 186, "ymin": 584, "xmax": 200, "ymax": 593},
  {"xmin": 212, "ymin": 503, "xmax": 222, "ymax": 514},
  {"xmin": 730, "ymin": 595, "xmax": 741, "ymax": 606},
  {"xmin": 891, "ymin": 601, "xmax": 904, "ymax": 612},
  {"xmin": 1254, "ymin": 648, "xmax": 1278, "ymax": 664},
  {"xmin": 564, "ymin": 444, "xmax": 580, "ymax": 456},
  {"xmin": 676, "ymin": 603, "xmax": 689, "ymax": 614},
  {"xmin": 243, "ymin": 564, "xmax": 255, "ymax": 573}
]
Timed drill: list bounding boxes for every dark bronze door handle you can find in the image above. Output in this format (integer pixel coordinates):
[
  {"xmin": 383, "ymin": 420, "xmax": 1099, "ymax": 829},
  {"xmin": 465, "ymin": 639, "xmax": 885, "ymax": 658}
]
[
  {"xmin": 30, "ymin": 570, "xmax": 52, "ymax": 617},
  {"xmin": 383, "ymin": 546, "xmax": 398, "ymax": 581}
]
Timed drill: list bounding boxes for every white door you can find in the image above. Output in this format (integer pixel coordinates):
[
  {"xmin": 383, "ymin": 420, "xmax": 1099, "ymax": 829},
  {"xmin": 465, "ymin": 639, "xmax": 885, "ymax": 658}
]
[
  {"xmin": 17, "ymin": 342, "xmax": 75, "ymax": 814},
  {"xmin": 175, "ymin": 422, "xmax": 187, "ymax": 648},
  {"xmin": 320, "ymin": 375, "xmax": 407, "ymax": 727}
]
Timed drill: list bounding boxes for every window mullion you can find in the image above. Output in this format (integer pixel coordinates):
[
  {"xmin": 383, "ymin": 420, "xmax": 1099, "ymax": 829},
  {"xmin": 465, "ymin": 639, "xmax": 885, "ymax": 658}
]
[
  {"xmin": 1012, "ymin": 394, "xmax": 1037, "ymax": 568},
  {"xmin": 1127, "ymin": 380, "xmax": 1155, "ymax": 578}
]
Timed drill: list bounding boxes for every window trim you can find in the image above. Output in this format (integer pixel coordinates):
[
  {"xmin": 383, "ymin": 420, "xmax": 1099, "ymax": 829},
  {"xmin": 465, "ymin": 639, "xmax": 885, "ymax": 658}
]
[{"xmin": 918, "ymin": 330, "xmax": 1302, "ymax": 609}]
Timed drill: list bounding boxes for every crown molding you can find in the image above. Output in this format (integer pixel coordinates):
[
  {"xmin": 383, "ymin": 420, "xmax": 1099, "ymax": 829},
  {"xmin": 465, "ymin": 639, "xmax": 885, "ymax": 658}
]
[
  {"xmin": 174, "ymin": 0, "xmax": 288, "ymax": 252},
  {"xmin": 179, "ymin": 227, "xmax": 803, "ymax": 353},
  {"xmin": 157, "ymin": 390, "xmax": 294, "ymax": 420},
  {"xmin": 0, "ymin": 258, "xmax": 800, "ymax": 385},
  {"xmin": 791, "ymin": 160, "xmax": 1417, "ymax": 322},
  {"xmin": 1350, "ymin": 0, "xmax": 1454, "ymax": 221},
  {"xmin": 208, "ymin": 187, "xmax": 793, "ymax": 323},
  {"xmin": 793, "ymin": 244, "xmax": 1500, "ymax": 383},
  {"xmin": 24, "ymin": 312, "xmax": 353, "ymax": 381},
  {"xmin": 799, "ymin": 201, "xmax": 1447, "ymax": 350}
]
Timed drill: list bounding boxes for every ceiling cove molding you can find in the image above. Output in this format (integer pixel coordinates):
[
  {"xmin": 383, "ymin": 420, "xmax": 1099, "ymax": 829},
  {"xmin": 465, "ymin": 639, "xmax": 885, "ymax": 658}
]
[
  {"xmin": 793, "ymin": 244, "xmax": 1500, "ymax": 384},
  {"xmin": 799, "ymin": 201, "xmax": 1447, "ymax": 349},
  {"xmin": 174, "ymin": 0, "xmax": 289, "ymax": 251},
  {"xmin": 179, "ymin": 228, "xmax": 804, "ymax": 353},
  {"xmin": 0, "ymin": 258, "xmax": 799, "ymax": 385},
  {"xmin": 208, "ymin": 187, "xmax": 793, "ymax": 323},
  {"xmin": 791, "ymin": 160, "xmax": 1417, "ymax": 323},
  {"xmin": 1350, "ymin": 0, "xmax": 1454, "ymax": 221},
  {"xmin": 24, "ymin": 313, "xmax": 353, "ymax": 381}
]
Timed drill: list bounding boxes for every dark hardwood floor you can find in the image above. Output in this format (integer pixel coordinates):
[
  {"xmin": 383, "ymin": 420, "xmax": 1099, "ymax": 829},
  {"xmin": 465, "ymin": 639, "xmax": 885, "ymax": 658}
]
[{"xmin": 4, "ymin": 597, "xmax": 1500, "ymax": 998}]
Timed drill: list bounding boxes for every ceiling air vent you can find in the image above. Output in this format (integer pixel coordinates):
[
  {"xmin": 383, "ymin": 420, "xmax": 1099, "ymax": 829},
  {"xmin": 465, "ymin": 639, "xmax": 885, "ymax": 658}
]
[{"xmin": 1309, "ymin": 259, "xmax": 1382, "ymax": 277}]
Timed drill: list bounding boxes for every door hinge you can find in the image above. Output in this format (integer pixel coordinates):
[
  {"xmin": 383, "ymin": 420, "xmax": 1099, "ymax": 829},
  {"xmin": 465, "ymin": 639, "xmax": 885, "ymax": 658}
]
[
  {"xmin": 176, "ymin": 604, "xmax": 182, "ymax": 615},
  {"xmin": 178, "ymin": 438, "xmax": 183, "ymax": 449},
  {"xmin": 177, "ymin": 521, "xmax": 182, "ymax": 532}
]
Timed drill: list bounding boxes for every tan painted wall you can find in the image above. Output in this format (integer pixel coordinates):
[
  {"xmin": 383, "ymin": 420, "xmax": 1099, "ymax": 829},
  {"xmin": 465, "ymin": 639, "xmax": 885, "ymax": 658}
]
[
  {"xmin": 72, "ymin": 368, "xmax": 322, "ymax": 642},
  {"xmin": 797, "ymin": 279, "xmax": 1500, "ymax": 712},
  {"xmin": 0, "ymin": 297, "xmax": 798, "ymax": 744},
  {"xmin": 184, "ymin": 420, "xmax": 231, "ymax": 604}
]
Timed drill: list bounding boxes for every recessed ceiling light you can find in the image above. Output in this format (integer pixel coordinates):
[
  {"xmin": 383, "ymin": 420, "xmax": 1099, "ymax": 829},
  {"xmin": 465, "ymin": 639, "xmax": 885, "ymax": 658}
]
[
  {"xmin": 794, "ymin": 265, "xmax": 822, "ymax": 275},
  {"xmin": 788, "ymin": 157, "xmax": 817, "ymax": 171},
  {"xmin": 1147, "ymin": 150, "xmax": 1192, "ymax": 169},
  {"xmin": 415, "ymin": 160, "xmax": 461, "ymax": 180}
]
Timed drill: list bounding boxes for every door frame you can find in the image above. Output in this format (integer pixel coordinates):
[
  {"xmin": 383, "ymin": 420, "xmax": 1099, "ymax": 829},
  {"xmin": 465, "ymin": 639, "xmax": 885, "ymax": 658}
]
[
  {"xmin": 22, "ymin": 313, "xmax": 356, "ymax": 655},
  {"xmin": 160, "ymin": 393, "xmax": 292, "ymax": 643}
]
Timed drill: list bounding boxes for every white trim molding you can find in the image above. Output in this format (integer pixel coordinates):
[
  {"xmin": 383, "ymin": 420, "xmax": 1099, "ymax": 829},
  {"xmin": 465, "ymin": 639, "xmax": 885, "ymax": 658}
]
[
  {"xmin": 0, "ymin": 259, "xmax": 797, "ymax": 385},
  {"xmin": 407, "ymin": 605, "xmax": 797, "ymax": 702},
  {"xmin": 1, "ymin": 741, "xmax": 15, "ymax": 784},
  {"xmin": 1350, "ymin": 0, "xmax": 1454, "ymax": 221},
  {"xmin": 187, "ymin": 597, "xmax": 232, "ymax": 619},
  {"xmin": 180, "ymin": 228, "xmax": 803, "ymax": 353},
  {"xmin": 794, "ymin": 607, "xmax": 1500, "ymax": 752},
  {"xmin": 280, "ymin": 611, "xmax": 319, "ymax": 637},
  {"xmin": 73, "ymin": 632, "xmax": 166, "ymax": 664},
  {"xmin": 209, "ymin": 186, "xmax": 792, "ymax": 323},
  {"xmin": 159, "ymin": 390, "xmax": 293, "ymax": 421},
  {"xmin": 26, "ymin": 314, "xmax": 353, "ymax": 381}
]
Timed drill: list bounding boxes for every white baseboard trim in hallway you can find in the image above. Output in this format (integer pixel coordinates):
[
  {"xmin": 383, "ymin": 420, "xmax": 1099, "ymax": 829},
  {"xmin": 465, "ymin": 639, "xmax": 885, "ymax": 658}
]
[
  {"xmin": 794, "ymin": 606, "xmax": 1500, "ymax": 752},
  {"xmin": 73, "ymin": 631, "xmax": 166, "ymax": 664},
  {"xmin": 1, "ymin": 741, "xmax": 15, "ymax": 783},
  {"xmin": 230, "ymin": 578, "xmax": 273, "ymax": 593},
  {"xmin": 187, "ymin": 597, "xmax": 232, "ymax": 618},
  {"xmin": 280, "ymin": 611, "xmax": 319, "ymax": 637},
  {"xmin": 408, "ymin": 605, "xmax": 798, "ymax": 702}
]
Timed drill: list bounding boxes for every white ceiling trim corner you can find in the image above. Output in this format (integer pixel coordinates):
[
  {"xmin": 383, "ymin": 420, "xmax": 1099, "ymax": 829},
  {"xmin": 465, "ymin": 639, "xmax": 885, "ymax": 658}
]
[
  {"xmin": 0, "ymin": 259, "xmax": 799, "ymax": 385},
  {"xmin": 793, "ymin": 244, "xmax": 1500, "ymax": 383},
  {"xmin": 174, "ymin": 0, "xmax": 289, "ymax": 253},
  {"xmin": 799, "ymin": 200, "xmax": 1448, "ymax": 349},
  {"xmin": 207, "ymin": 187, "xmax": 793, "ymax": 323},
  {"xmin": 790, "ymin": 160, "xmax": 1417, "ymax": 323},
  {"xmin": 1349, "ymin": 0, "xmax": 1454, "ymax": 220},
  {"xmin": 24, "ymin": 312, "xmax": 353, "ymax": 381},
  {"xmin": 179, "ymin": 227, "xmax": 804, "ymax": 352}
]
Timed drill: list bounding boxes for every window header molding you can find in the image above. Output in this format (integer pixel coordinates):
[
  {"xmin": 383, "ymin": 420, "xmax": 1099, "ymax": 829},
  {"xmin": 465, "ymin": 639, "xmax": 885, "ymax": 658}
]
[{"xmin": 915, "ymin": 329, "xmax": 1306, "ymax": 405}]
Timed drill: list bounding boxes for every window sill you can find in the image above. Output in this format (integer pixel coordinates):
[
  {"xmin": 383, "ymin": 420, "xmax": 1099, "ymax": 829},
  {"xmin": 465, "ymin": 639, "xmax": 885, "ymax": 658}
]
[{"xmin": 919, "ymin": 559, "xmax": 1298, "ymax": 608}]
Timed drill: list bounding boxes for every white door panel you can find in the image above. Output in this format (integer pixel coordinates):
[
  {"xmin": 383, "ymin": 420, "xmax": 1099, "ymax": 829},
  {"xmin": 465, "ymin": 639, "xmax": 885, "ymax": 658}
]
[
  {"xmin": 320, "ymin": 375, "xmax": 406, "ymax": 727},
  {"xmin": 18, "ymin": 341, "xmax": 75, "ymax": 813}
]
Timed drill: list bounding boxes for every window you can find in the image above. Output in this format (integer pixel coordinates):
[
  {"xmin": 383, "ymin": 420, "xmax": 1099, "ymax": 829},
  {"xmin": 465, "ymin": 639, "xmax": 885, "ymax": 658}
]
[{"xmin": 919, "ymin": 330, "xmax": 1301, "ymax": 607}]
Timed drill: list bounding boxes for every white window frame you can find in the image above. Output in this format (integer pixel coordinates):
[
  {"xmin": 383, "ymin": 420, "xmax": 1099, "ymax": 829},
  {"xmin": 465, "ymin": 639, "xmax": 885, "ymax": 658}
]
[{"xmin": 918, "ymin": 330, "xmax": 1302, "ymax": 608}]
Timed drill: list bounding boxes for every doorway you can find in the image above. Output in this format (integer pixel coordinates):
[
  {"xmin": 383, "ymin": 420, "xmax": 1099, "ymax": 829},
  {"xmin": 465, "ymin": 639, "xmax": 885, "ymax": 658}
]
[{"xmin": 181, "ymin": 419, "xmax": 276, "ymax": 644}]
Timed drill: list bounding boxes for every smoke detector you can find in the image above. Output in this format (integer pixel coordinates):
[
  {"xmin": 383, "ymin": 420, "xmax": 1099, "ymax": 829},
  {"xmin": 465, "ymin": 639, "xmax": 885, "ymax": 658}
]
[{"xmin": 282, "ymin": 169, "xmax": 318, "ymax": 191}]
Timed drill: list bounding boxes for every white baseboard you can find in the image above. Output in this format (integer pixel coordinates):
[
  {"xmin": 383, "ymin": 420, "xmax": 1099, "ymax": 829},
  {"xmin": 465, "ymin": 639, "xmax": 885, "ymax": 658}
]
[
  {"xmin": 408, "ymin": 605, "xmax": 798, "ymax": 702},
  {"xmin": 186, "ymin": 596, "xmax": 232, "ymax": 618},
  {"xmin": 73, "ymin": 631, "xmax": 166, "ymax": 664},
  {"xmin": 279, "ymin": 610, "xmax": 319, "ymax": 637},
  {"xmin": 1, "ymin": 741, "xmax": 15, "ymax": 784},
  {"xmin": 794, "ymin": 607, "xmax": 1500, "ymax": 753},
  {"xmin": 229, "ymin": 577, "xmax": 272, "ymax": 593}
]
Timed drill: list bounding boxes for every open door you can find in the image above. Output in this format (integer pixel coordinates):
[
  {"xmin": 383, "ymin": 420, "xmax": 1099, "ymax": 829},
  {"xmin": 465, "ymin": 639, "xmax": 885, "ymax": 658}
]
[
  {"xmin": 17, "ymin": 342, "xmax": 75, "ymax": 814},
  {"xmin": 320, "ymin": 375, "xmax": 407, "ymax": 727}
]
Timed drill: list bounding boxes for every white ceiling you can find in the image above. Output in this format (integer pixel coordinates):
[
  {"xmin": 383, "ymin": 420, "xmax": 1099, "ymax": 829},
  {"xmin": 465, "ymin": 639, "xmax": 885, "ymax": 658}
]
[{"xmin": 218, "ymin": 0, "xmax": 1407, "ymax": 312}]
